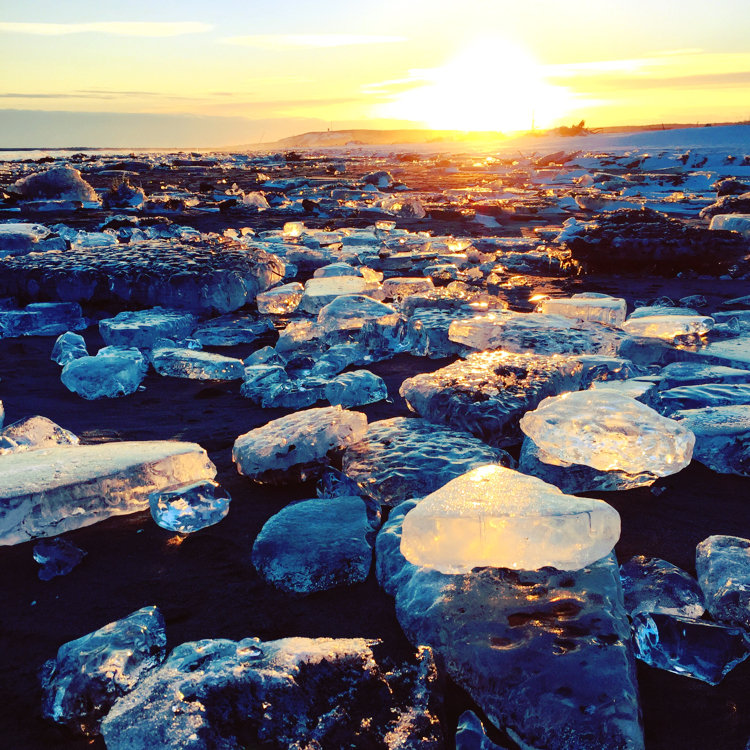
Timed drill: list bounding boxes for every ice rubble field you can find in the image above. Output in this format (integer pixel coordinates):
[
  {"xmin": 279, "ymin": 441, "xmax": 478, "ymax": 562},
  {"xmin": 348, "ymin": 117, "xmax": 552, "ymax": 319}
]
[{"xmin": 1, "ymin": 125, "xmax": 750, "ymax": 749}]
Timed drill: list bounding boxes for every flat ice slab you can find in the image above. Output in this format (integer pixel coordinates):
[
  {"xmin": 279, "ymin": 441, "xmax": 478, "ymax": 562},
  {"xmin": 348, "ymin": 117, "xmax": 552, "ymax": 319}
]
[{"xmin": 0, "ymin": 441, "xmax": 216, "ymax": 544}]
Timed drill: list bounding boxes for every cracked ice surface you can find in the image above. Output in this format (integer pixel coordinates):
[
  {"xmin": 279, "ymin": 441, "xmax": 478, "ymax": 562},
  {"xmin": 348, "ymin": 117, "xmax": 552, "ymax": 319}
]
[
  {"xmin": 233, "ymin": 406, "xmax": 367, "ymax": 481},
  {"xmin": 342, "ymin": 417, "xmax": 511, "ymax": 507},
  {"xmin": 0, "ymin": 441, "xmax": 216, "ymax": 544},
  {"xmin": 449, "ymin": 311, "xmax": 623, "ymax": 356},
  {"xmin": 400, "ymin": 465, "xmax": 620, "ymax": 572},
  {"xmin": 400, "ymin": 351, "xmax": 582, "ymax": 446},
  {"xmin": 519, "ymin": 390, "xmax": 695, "ymax": 476}
]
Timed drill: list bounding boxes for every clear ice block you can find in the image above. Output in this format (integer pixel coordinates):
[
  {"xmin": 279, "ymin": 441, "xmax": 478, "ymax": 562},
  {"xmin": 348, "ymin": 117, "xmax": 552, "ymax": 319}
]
[
  {"xmin": 149, "ymin": 479, "xmax": 231, "ymax": 533},
  {"xmin": 696, "ymin": 535, "xmax": 750, "ymax": 628},
  {"xmin": 98, "ymin": 307, "xmax": 197, "ymax": 349},
  {"xmin": 151, "ymin": 347, "xmax": 244, "ymax": 380}
]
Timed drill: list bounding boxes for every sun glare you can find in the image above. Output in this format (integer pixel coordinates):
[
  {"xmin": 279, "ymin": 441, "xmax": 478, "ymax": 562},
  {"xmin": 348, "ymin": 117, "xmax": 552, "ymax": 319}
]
[{"xmin": 377, "ymin": 36, "xmax": 573, "ymax": 133}]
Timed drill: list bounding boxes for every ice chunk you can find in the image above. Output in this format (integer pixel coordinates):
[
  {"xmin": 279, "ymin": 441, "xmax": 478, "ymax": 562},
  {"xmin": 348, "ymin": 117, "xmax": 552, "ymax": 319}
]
[
  {"xmin": 401, "ymin": 465, "xmax": 620, "ymax": 572},
  {"xmin": 149, "ymin": 479, "xmax": 230, "ymax": 533},
  {"xmin": 255, "ymin": 282, "xmax": 304, "ymax": 315},
  {"xmin": 0, "ymin": 302, "xmax": 86, "ymax": 338},
  {"xmin": 309, "ymin": 343, "xmax": 368, "ymax": 376},
  {"xmin": 377, "ymin": 507, "xmax": 643, "ymax": 750},
  {"xmin": 252, "ymin": 496, "xmax": 372, "ymax": 593},
  {"xmin": 298, "ymin": 276, "xmax": 374, "ymax": 313},
  {"xmin": 0, "ymin": 440, "xmax": 216, "ymax": 544},
  {"xmin": 151, "ymin": 347, "xmax": 244, "ymax": 380},
  {"xmin": 380, "ymin": 195, "xmax": 426, "ymax": 218},
  {"xmin": 99, "ymin": 307, "xmax": 197, "ymax": 349},
  {"xmin": 260, "ymin": 376, "xmax": 329, "ymax": 409},
  {"xmin": 696, "ymin": 535, "xmax": 750, "ymax": 628},
  {"xmin": 536, "ymin": 294, "xmax": 627, "ymax": 327},
  {"xmin": 363, "ymin": 170, "xmax": 394, "ymax": 188},
  {"xmin": 519, "ymin": 390, "xmax": 694, "ymax": 479},
  {"xmin": 101, "ymin": 637, "xmax": 442, "ymax": 749},
  {"xmin": 400, "ymin": 351, "xmax": 582, "ymax": 446},
  {"xmin": 682, "ymin": 336, "xmax": 750, "ymax": 371},
  {"xmin": 242, "ymin": 191, "xmax": 270, "ymax": 209},
  {"xmin": 33, "ymin": 537, "xmax": 86, "ymax": 580},
  {"xmin": 449, "ymin": 312, "xmax": 622, "ymax": 356},
  {"xmin": 244, "ymin": 345, "xmax": 286, "ymax": 367},
  {"xmin": 622, "ymin": 314, "xmax": 714, "ymax": 340},
  {"xmin": 51, "ymin": 331, "xmax": 88, "ymax": 365},
  {"xmin": 40, "ymin": 606, "xmax": 166, "ymax": 736},
  {"xmin": 61, "ymin": 349, "xmax": 147, "ymax": 399},
  {"xmin": 102, "ymin": 180, "xmax": 145, "ymax": 209},
  {"xmin": 0, "ymin": 415, "xmax": 78, "ymax": 454},
  {"xmin": 343, "ymin": 417, "xmax": 511, "ymax": 507},
  {"xmin": 188, "ymin": 314, "xmax": 274, "ymax": 347},
  {"xmin": 381, "ymin": 277, "xmax": 435, "ymax": 299},
  {"xmin": 619, "ymin": 556, "xmax": 705, "ymax": 617},
  {"xmin": 240, "ymin": 364, "xmax": 291, "ymax": 402},
  {"xmin": 405, "ymin": 307, "xmax": 474, "ymax": 358},
  {"xmin": 313, "ymin": 262, "xmax": 362, "ymax": 278},
  {"xmin": 13, "ymin": 165, "xmax": 97, "ymax": 202},
  {"xmin": 672, "ymin": 405, "xmax": 750, "ymax": 475},
  {"xmin": 325, "ymin": 369, "xmax": 387, "ymax": 407},
  {"xmin": 0, "ymin": 222, "xmax": 51, "ymax": 256},
  {"xmin": 233, "ymin": 406, "xmax": 367, "ymax": 481},
  {"xmin": 275, "ymin": 319, "xmax": 326, "ymax": 356},
  {"xmin": 659, "ymin": 361, "xmax": 750, "ymax": 389},
  {"xmin": 317, "ymin": 294, "xmax": 398, "ymax": 332},
  {"xmin": 659, "ymin": 383, "xmax": 750, "ymax": 413},
  {"xmin": 709, "ymin": 213, "xmax": 750, "ymax": 239},
  {"xmin": 632, "ymin": 612, "xmax": 749, "ymax": 684}
]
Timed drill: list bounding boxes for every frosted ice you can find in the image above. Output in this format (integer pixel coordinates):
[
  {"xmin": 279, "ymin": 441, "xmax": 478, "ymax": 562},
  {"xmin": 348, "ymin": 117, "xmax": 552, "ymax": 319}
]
[
  {"xmin": 400, "ymin": 465, "xmax": 620, "ymax": 572},
  {"xmin": 449, "ymin": 312, "xmax": 622, "ymax": 356},
  {"xmin": 252, "ymin": 496, "xmax": 372, "ymax": 593},
  {"xmin": 40, "ymin": 606, "xmax": 166, "ymax": 736},
  {"xmin": 696, "ymin": 535, "xmax": 750, "ymax": 628},
  {"xmin": 299, "ymin": 276, "xmax": 375, "ymax": 313},
  {"xmin": 709, "ymin": 213, "xmax": 750, "ymax": 239},
  {"xmin": 151, "ymin": 347, "xmax": 244, "ymax": 380},
  {"xmin": 240, "ymin": 364, "xmax": 291, "ymax": 403},
  {"xmin": 233, "ymin": 406, "xmax": 367, "ymax": 480},
  {"xmin": 671, "ymin": 405, "xmax": 750, "ymax": 476},
  {"xmin": 0, "ymin": 441, "xmax": 216, "ymax": 544},
  {"xmin": 632, "ymin": 612, "xmax": 749, "ymax": 685},
  {"xmin": 255, "ymin": 282, "xmax": 304, "ymax": 314},
  {"xmin": 619, "ymin": 556, "xmax": 705, "ymax": 618},
  {"xmin": 0, "ymin": 415, "xmax": 78, "ymax": 454},
  {"xmin": 659, "ymin": 361, "xmax": 750, "ymax": 389},
  {"xmin": 519, "ymin": 390, "xmax": 694, "ymax": 476},
  {"xmin": 343, "ymin": 417, "xmax": 512, "ymax": 507},
  {"xmin": 622, "ymin": 314, "xmax": 714, "ymax": 340},
  {"xmin": 400, "ymin": 351, "xmax": 582, "ymax": 446},
  {"xmin": 51, "ymin": 331, "xmax": 88, "ymax": 365},
  {"xmin": 13, "ymin": 165, "xmax": 98, "ymax": 202},
  {"xmin": 61, "ymin": 349, "xmax": 147, "ymax": 399},
  {"xmin": 325, "ymin": 369, "xmax": 388, "ymax": 407},
  {"xmin": 149, "ymin": 479, "xmax": 230, "ymax": 533},
  {"xmin": 536, "ymin": 294, "xmax": 627, "ymax": 327},
  {"xmin": 317, "ymin": 294, "xmax": 398, "ymax": 332},
  {"xmin": 99, "ymin": 307, "xmax": 197, "ymax": 349}
]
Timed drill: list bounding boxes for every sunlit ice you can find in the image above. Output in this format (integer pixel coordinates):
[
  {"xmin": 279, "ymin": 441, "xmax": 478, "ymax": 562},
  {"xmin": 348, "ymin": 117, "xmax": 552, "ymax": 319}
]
[{"xmin": 375, "ymin": 36, "xmax": 574, "ymax": 133}]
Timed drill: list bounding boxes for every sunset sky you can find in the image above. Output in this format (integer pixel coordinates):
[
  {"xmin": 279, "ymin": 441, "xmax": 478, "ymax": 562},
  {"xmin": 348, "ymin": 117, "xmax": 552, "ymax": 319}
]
[{"xmin": 1, "ymin": 0, "xmax": 749, "ymax": 147}]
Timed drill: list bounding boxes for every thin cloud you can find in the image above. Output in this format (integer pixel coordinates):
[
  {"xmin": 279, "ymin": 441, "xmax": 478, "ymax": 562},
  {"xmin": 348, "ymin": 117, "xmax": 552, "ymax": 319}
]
[
  {"xmin": 222, "ymin": 34, "xmax": 406, "ymax": 49},
  {"xmin": 0, "ymin": 22, "xmax": 212, "ymax": 37}
]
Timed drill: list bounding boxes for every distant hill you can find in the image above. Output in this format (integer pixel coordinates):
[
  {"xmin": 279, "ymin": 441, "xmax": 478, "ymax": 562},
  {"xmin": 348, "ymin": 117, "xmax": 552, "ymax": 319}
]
[{"xmin": 251, "ymin": 128, "xmax": 506, "ymax": 149}]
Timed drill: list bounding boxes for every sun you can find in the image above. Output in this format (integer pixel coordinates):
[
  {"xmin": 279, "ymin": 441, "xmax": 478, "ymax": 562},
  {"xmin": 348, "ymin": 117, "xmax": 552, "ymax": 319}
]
[{"xmin": 376, "ymin": 36, "xmax": 573, "ymax": 133}]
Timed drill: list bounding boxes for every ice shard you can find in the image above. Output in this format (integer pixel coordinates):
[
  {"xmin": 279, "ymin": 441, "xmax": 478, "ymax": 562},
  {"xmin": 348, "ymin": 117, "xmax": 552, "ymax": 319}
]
[
  {"xmin": 695, "ymin": 535, "xmax": 750, "ymax": 628},
  {"xmin": 0, "ymin": 441, "xmax": 216, "ymax": 544},
  {"xmin": 149, "ymin": 479, "xmax": 231, "ymax": 533},
  {"xmin": 61, "ymin": 349, "xmax": 147, "ymax": 399}
]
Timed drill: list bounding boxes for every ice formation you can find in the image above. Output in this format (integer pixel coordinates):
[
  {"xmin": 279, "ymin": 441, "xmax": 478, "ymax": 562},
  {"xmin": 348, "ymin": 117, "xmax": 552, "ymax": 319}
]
[
  {"xmin": 622, "ymin": 313, "xmax": 714, "ymax": 339},
  {"xmin": 400, "ymin": 465, "xmax": 620, "ymax": 572},
  {"xmin": 33, "ymin": 537, "xmax": 87, "ymax": 580},
  {"xmin": 233, "ymin": 406, "xmax": 367, "ymax": 480},
  {"xmin": 0, "ymin": 415, "xmax": 78, "ymax": 454},
  {"xmin": 51, "ymin": 331, "xmax": 88, "ymax": 365},
  {"xmin": 99, "ymin": 307, "xmax": 197, "ymax": 349},
  {"xmin": 61, "ymin": 349, "xmax": 148, "ymax": 399},
  {"xmin": 695, "ymin": 535, "xmax": 750, "ymax": 628},
  {"xmin": 255, "ymin": 282, "xmax": 304, "ymax": 314},
  {"xmin": 449, "ymin": 311, "xmax": 622, "ymax": 355},
  {"xmin": 151, "ymin": 347, "xmax": 244, "ymax": 380},
  {"xmin": 536, "ymin": 293, "xmax": 627, "ymax": 327},
  {"xmin": 252, "ymin": 496, "xmax": 372, "ymax": 593},
  {"xmin": 298, "ymin": 276, "xmax": 374, "ymax": 313},
  {"xmin": 0, "ymin": 441, "xmax": 216, "ymax": 544},
  {"xmin": 343, "ymin": 417, "xmax": 510, "ymax": 507},
  {"xmin": 317, "ymin": 294, "xmax": 398, "ymax": 332},
  {"xmin": 519, "ymin": 390, "xmax": 694, "ymax": 488},
  {"xmin": 325, "ymin": 369, "xmax": 388, "ymax": 407},
  {"xmin": 40, "ymin": 606, "xmax": 167, "ymax": 735},
  {"xmin": 149, "ymin": 480, "xmax": 231, "ymax": 533},
  {"xmin": 0, "ymin": 302, "xmax": 86, "ymax": 338}
]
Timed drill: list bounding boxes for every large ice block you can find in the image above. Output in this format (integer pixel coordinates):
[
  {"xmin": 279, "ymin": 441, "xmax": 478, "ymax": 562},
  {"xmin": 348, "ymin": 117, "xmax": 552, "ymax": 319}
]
[
  {"xmin": 317, "ymin": 294, "xmax": 398, "ymax": 332},
  {"xmin": 0, "ymin": 415, "xmax": 78, "ymax": 454},
  {"xmin": 449, "ymin": 312, "xmax": 622, "ymax": 356},
  {"xmin": 99, "ymin": 307, "xmax": 197, "ymax": 349},
  {"xmin": 671, "ymin": 405, "xmax": 750, "ymax": 475},
  {"xmin": 400, "ymin": 465, "xmax": 620, "ymax": 572},
  {"xmin": 342, "ymin": 417, "xmax": 511, "ymax": 507},
  {"xmin": 51, "ymin": 331, "xmax": 88, "ymax": 365},
  {"xmin": 0, "ymin": 441, "xmax": 216, "ymax": 544},
  {"xmin": 695, "ymin": 535, "xmax": 750, "ymax": 628},
  {"xmin": 519, "ymin": 390, "xmax": 694, "ymax": 478},
  {"xmin": 659, "ymin": 361, "xmax": 750, "ymax": 389},
  {"xmin": 377, "ymin": 505, "xmax": 643, "ymax": 750},
  {"xmin": 658, "ymin": 383, "xmax": 750, "ymax": 413},
  {"xmin": 298, "ymin": 276, "xmax": 374, "ymax": 313},
  {"xmin": 325, "ymin": 369, "xmax": 387, "ymax": 408},
  {"xmin": 40, "ymin": 606, "xmax": 166, "ymax": 736},
  {"xmin": 381, "ymin": 277, "xmax": 435, "ymax": 299},
  {"xmin": 537, "ymin": 294, "xmax": 627, "ymax": 327},
  {"xmin": 622, "ymin": 314, "xmax": 714, "ymax": 340},
  {"xmin": 61, "ymin": 349, "xmax": 147, "ymax": 399},
  {"xmin": 405, "ymin": 307, "xmax": 474, "ymax": 358},
  {"xmin": 151, "ymin": 347, "xmax": 244, "ymax": 380},
  {"xmin": 255, "ymin": 282, "xmax": 304, "ymax": 315},
  {"xmin": 0, "ymin": 302, "xmax": 86, "ymax": 338},
  {"xmin": 191, "ymin": 314, "xmax": 274, "ymax": 346},
  {"xmin": 400, "ymin": 351, "xmax": 582, "ymax": 446},
  {"xmin": 149, "ymin": 479, "xmax": 231, "ymax": 533},
  {"xmin": 233, "ymin": 406, "xmax": 367, "ymax": 481}
]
